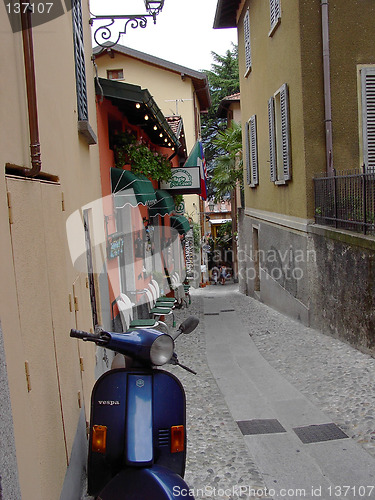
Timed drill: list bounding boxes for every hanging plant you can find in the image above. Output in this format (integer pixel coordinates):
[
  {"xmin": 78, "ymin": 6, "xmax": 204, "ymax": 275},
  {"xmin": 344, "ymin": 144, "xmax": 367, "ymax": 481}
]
[{"xmin": 113, "ymin": 131, "xmax": 172, "ymax": 182}]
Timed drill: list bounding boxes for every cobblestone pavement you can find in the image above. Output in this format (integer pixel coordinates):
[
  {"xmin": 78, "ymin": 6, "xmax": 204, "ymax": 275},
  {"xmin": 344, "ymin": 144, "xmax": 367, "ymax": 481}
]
[
  {"xmin": 220, "ymin": 285, "xmax": 375, "ymax": 460},
  {"xmin": 169, "ymin": 292, "xmax": 268, "ymax": 500},
  {"xmin": 181, "ymin": 284, "xmax": 375, "ymax": 463}
]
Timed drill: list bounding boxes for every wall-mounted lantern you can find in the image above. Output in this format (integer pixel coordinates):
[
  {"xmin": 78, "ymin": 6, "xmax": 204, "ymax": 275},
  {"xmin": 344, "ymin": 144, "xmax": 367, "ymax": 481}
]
[{"xmin": 90, "ymin": 0, "xmax": 165, "ymax": 48}]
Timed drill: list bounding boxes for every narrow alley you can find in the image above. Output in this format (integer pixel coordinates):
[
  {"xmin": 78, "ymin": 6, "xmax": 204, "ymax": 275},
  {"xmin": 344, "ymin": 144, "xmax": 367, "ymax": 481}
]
[{"xmin": 169, "ymin": 284, "xmax": 375, "ymax": 500}]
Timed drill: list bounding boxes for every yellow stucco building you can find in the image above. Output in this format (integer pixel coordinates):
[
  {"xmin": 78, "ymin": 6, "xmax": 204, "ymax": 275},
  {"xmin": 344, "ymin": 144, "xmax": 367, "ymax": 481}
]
[
  {"xmin": 0, "ymin": 2, "xmax": 104, "ymax": 498},
  {"xmin": 215, "ymin": 0, "xmax": 375, "ymax": 353}
]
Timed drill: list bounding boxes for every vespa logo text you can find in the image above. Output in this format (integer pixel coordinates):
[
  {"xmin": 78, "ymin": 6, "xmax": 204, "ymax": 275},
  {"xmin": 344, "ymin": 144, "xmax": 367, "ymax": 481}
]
[{"xmin": 98, "ymin": 400, "xmax": 120, "ymax": 406}]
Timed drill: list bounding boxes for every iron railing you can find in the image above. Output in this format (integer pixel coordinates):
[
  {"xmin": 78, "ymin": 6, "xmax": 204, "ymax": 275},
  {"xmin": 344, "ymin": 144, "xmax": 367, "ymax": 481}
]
[{"xmin": 313, "ymin": 168, "xmax": 375, "ymax": 236}]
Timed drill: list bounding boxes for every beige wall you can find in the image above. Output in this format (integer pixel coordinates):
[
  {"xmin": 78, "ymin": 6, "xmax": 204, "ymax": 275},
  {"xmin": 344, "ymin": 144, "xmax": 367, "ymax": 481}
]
[
  {"xmin": 0, "ymin": 4, "xmax": 102, "ymax": 499},
  {"xmin": 233, "ymin": 102, "xmax": 241, "ymax": 124},
  {"xmin": 184, "ymin": 194, "xmax": 200, "ymax": 223},
  {"xmin": 238, "ymin": 0, "xmax": 307, "ymax": 219},
  {"xmin": 327, "ymin": 0, "xmax": 375, "ymax": 170}
]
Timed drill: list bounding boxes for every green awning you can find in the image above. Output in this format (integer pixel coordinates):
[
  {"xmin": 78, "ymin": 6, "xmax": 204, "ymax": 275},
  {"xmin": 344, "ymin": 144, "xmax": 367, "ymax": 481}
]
[
  {"xmin": 111, "ymin": 168, "xmax": 157, "ymax": 209},
  {"xmin": 149, "ymin": 190, "xmax": 175, "ymax": 217},
  {"xmin": 96, "ymin": 78, "xmax": 180, "ymax": 150},
  {"xmin": 170, "ymin": 215, "xmax": 191, "ymax": 235}
]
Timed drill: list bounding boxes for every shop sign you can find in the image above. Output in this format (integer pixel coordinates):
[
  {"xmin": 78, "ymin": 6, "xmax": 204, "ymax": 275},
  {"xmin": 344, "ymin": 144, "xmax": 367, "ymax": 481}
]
[{"xmin": 160, "ymin": 167, "xmax": 201, "ymax": 194}]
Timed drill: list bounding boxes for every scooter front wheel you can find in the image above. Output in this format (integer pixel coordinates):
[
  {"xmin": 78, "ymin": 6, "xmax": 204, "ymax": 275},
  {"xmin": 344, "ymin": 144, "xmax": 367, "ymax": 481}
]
[{"xmin": 97, "ymin": 464, "xmax": 195, "ymax": 500}]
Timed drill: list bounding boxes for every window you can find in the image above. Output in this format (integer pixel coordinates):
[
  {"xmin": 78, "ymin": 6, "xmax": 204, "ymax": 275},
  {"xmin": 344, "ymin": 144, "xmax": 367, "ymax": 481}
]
[
  {"xmin": 245, "ymin": 115, "xmax": 259, "ymax": 187},
  {"xmin": 269, "ymin": 0, "xmax": 281, "ymax": 35},
  {"xmin": 268, "ymin": 83, "xmax": 291, "ymax": 183},
  {"xmin": 107, "ymin": 69, "xmax": 124, "ymax": 81},
  {"xmin": 361, "ymin": 67, "xmax": 375, "ymax": 170},
  {"xmin": 72, "ymin": 0, "xmax": 88, "ymax": 121},
  {"xmin": 243, "ymin": 9, "xmax": 251, "ymax": 76}
]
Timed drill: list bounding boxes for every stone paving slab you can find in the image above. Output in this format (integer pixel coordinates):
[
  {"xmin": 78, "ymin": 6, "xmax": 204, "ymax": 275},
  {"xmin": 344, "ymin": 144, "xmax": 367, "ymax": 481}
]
[
  {"xmin": 182, "ymin": 284, "xmax": 375, "ymax": 500},
  {"xmin": 169, "ymin": 294, "xmax": 269, "ymax": 500},
  {"xmin": 217, "ymin": 285, "xmax": 375, "ymax": 459}
]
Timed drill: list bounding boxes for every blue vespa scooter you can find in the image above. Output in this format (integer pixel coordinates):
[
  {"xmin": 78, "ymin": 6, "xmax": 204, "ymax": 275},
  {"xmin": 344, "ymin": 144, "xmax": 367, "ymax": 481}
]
[{"xmin": 70, "ymin": 316, "xmax": 199, "ymax": 499}]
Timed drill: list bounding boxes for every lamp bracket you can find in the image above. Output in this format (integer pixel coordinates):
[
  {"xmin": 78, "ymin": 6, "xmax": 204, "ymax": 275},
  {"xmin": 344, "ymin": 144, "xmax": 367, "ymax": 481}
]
[{"xmin": 90, "ymin": 14, "xmax": 158, "ymax": 48}]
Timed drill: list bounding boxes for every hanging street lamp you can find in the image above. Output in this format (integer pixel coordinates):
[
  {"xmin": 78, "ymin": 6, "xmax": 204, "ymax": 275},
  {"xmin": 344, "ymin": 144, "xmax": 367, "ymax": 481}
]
[{"xmin": 90, "ymin": 0, "xmax": 165, "ymax": 48}]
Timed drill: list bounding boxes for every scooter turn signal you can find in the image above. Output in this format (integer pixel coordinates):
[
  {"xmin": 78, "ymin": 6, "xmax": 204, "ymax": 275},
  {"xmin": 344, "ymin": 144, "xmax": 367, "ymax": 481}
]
[{"xmin": 171, "ymin": 425, "xmax": 185, "ymax": 453}]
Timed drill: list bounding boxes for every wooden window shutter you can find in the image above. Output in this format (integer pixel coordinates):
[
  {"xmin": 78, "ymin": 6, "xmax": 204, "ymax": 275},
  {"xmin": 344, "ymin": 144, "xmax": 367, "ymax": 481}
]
[
  {"xmin": 361, "ymin": 67, "xmax": 375, "ymax": 170},
  {"xmin": 280, "ymin": 83, "xmax": 291, "ymax": 181},
  {"xmin": 268, "ymin": 97, "xmax": 277, "ymax": 182},
  {"xmin": 72, "ymin": 0, "xmax": 88, "ymax": 121},
  {"xmin": 270, "ymin": 0, "xmax": 281, "ymax": 30},
  {"xmin": 245, "ymin": 120, "xmax": 251, "ymax": 185},
  {"xmin": 244, "ymin": 10, "xmax": 251, "ymax": 73},
  {"xmin": 249, "ymin": 115, "xmax": 259, "ymax": 186}
]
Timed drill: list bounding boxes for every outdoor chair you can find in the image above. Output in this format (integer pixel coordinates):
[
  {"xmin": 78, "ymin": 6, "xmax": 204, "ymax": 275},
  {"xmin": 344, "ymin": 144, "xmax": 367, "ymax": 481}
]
[
  {"xmin": 116, "ymin": 293, "xmax": 167, "ymax": 333},
  {"xmin": 143, "ymin": 288, "xmax": 176, "ymax": 327}
]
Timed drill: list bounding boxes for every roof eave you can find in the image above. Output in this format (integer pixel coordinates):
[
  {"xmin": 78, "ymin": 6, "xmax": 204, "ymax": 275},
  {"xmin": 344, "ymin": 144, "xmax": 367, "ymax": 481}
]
[
  {"xmin": 213, "ymin": 0, "xmax": 240, "ymax": 29},
  {"xmin": 96, "ymin": 77, "xmax": 180, "ymax": 150},
  {"xmin": 93, "ymin": 43, "xmax": 211, "ymax": 111}
]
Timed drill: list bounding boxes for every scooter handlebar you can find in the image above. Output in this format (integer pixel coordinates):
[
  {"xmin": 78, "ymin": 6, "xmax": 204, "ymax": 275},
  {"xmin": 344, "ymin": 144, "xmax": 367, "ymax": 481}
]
[
  {"xmin": 170, "ymin": 316, "xmax": 199, "ymax": 340},
  {"xmin": 70, "ymin": 329, "xmax": 104, "ymax": 342},
  {"xmin": 178, "ymin": 316, "xmax": 199, "ymax": 335}
]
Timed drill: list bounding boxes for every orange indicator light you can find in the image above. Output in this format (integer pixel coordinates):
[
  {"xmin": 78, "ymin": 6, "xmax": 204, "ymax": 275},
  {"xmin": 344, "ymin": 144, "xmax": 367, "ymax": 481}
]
[
  {"xmin": 171, "ymin": 425, "xmax": 184, "ymax": 453},
  {"xmin": 92, "ymin": 425, "xmax": 107, "ymax": 454}
]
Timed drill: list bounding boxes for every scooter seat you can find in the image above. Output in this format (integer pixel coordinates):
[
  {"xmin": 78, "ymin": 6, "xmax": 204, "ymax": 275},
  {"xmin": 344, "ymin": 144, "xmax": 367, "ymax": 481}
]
[
  {"xmin": 129, "ymin": 319, "xmax": 157, "ymax": 328},
  {"xmin": 97, "ymin": 464, "xmax": 193, "ymax": 500}
]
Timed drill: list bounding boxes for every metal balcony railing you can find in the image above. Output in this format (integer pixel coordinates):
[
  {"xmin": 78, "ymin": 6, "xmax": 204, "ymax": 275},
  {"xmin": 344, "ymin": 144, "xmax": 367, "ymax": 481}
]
[{"xmin": 313, "ymin": 168, "xmax": 375, "ymax": 236}]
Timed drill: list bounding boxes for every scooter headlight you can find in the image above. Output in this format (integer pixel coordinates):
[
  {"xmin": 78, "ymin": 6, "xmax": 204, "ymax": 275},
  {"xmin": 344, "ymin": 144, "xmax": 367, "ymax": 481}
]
[{"xmin": 150, "ymin": 334, "xmax": 174, "ymax": 366}]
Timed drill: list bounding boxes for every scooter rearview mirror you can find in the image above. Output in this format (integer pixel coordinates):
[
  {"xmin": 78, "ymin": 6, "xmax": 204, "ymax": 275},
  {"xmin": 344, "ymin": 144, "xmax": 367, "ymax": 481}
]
[{"xmin": 178, "ymin": 316, "xmax": 199, "ymax": 335}]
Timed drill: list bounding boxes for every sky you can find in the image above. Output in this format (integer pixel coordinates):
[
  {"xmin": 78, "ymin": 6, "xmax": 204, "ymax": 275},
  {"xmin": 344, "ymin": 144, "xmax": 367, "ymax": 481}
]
[{"xmin": 89, "ymin": 0, "xmax": 238, "ymax": 72}]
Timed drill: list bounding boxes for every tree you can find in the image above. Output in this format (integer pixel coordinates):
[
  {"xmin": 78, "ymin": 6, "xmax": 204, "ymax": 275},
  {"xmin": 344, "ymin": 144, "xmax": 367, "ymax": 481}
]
[
  {"xmin": 211, "ymin": 121, "xmax": 243, "ymax": 201},
  {"xmin": 201, "ymin": 45, "xmax": 240, "ymax": 198}
]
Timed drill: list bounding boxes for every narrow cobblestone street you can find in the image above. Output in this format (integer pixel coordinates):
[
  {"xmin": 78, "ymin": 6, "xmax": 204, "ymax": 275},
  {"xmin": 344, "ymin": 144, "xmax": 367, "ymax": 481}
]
[{"xmin": 170, "ymin": 284, "xmax": 375, "ymax": 500}]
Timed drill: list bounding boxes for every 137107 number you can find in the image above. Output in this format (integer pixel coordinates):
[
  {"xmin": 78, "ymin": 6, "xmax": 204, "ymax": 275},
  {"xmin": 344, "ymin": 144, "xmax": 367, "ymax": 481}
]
[{"xmin": 6, "ymin": 2, "xmax": 54, "ymax": 14}]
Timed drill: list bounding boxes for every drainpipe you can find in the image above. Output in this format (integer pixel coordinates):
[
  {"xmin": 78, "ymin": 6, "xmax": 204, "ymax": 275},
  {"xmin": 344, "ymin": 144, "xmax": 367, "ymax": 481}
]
[
  {"xmin": 321, "ymin": 0, "xmax": 334, "ymax": 175},
  {"xmin": 21, "ymin": 6, "xmax": 42, "ymax": 177}
]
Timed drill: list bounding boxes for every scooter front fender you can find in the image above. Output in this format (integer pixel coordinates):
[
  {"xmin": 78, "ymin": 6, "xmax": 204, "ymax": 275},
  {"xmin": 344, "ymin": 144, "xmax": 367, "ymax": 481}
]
[{"xmin": 97, "ymin": 464, "xmax": 195, "ymax": 500}]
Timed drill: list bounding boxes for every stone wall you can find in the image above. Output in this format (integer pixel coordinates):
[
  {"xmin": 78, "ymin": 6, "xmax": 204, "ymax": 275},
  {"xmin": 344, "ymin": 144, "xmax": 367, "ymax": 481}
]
[
  {"xmin": 238, "ymin": 210, "xmax": 375, "ymax": 356},
  {"xmin": 308, "ymin": 226, "xmax": 375, "ymax": 355},
  {"xmin": 238, "ymin": 209, "xmax": 311, "ymax": 326}
]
